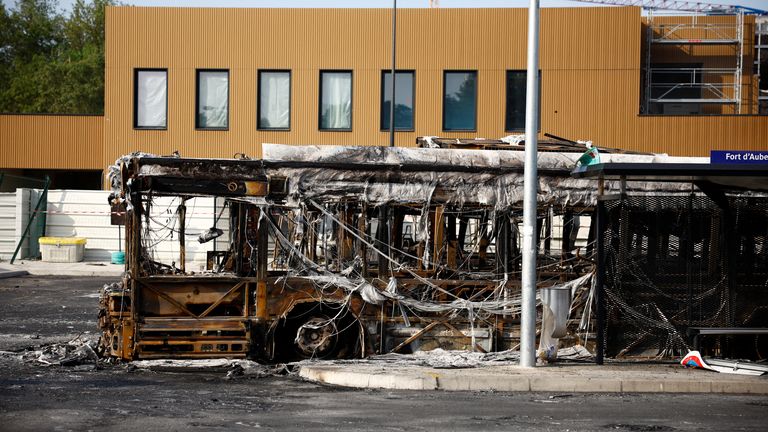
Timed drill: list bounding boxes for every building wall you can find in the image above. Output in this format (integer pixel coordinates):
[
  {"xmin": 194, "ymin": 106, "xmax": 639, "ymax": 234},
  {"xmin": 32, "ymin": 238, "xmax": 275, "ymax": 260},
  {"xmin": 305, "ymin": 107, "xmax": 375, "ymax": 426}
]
[
  {"xmin": 99, "ymin": 6, "xmax": 764, "ymax": 166},
  {"xmin": 0, "ymin": 114, "xmax": 103, "ymax": 170}
]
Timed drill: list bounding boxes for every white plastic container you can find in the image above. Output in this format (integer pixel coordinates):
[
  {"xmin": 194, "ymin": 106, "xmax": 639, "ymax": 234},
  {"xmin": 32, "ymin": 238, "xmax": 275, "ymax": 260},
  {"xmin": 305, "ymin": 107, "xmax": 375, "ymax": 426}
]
[{"xmin": 39, "ymin": 237, "xmax": 87, "ymax": 263}]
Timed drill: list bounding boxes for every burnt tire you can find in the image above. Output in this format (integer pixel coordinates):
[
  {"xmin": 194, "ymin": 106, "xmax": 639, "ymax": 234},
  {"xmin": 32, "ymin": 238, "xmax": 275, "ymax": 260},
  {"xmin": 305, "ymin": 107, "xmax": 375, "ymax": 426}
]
[{"xmin": 273, "ymin": 303, "xmax": 360, "ymax": 361}]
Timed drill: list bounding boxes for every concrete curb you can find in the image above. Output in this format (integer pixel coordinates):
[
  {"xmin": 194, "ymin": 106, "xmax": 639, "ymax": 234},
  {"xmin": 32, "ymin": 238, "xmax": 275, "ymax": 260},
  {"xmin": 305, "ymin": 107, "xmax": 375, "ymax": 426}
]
[
  {"xmin": 22, "ymin": 268, "xmax": 124, "ymax": 277},
  {"xmin": 0, "ymin": 270, "xmax": 29, "ymax": 279},
  {"xmin": 0, "ymin": 262, "xmax": 123, "ymax": 277},
  {"xmin": 299, "ymin": 365, "xmax": 768, "ymax": 394}
]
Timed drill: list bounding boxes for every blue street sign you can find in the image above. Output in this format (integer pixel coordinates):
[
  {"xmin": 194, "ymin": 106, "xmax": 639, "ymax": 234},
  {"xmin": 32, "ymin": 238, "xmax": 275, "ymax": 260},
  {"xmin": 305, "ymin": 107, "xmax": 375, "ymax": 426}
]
[{"xmin": 711, "ymin": 150, "xmax": 768, "ymax": 164}]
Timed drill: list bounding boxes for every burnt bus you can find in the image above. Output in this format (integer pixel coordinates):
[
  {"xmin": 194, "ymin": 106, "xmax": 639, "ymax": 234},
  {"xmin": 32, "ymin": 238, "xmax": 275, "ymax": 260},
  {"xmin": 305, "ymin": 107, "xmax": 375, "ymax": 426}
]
[{"xmin": 99, "ymin": 142, "xmax": 650, "ymax": 361}]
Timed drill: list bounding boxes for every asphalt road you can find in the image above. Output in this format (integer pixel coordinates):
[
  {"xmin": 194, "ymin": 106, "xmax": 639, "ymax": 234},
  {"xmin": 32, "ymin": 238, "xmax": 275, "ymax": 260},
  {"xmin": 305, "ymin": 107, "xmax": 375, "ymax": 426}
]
[{"xmin": 1, "ymin": 276, "xmax": 767, "ymax": 432}]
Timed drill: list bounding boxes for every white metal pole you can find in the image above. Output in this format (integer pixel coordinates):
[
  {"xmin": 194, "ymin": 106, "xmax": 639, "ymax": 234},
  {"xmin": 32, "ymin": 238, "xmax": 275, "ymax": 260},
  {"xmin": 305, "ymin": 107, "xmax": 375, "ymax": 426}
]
[{"xmin": 520, "ymin": 0, "xmax": 540, "ymax": 368}]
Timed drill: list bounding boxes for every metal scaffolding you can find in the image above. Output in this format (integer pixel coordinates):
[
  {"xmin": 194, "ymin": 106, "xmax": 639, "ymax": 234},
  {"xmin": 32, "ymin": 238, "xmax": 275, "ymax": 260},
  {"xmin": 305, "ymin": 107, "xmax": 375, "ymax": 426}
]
[
  {"xmin": 643, "ymin": 11, "xmax": 745, "ymax": 114},
  {"xmin": 757, "ymin": 17, "xmax": 768, "ymax": 114}
]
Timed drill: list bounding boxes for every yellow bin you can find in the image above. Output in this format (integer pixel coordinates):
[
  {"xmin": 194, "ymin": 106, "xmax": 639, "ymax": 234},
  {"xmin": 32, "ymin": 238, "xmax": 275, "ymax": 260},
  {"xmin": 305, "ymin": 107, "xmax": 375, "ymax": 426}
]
[{"xmin": 39, "ymin": 237, "xmax": 87, "ymax": 263}]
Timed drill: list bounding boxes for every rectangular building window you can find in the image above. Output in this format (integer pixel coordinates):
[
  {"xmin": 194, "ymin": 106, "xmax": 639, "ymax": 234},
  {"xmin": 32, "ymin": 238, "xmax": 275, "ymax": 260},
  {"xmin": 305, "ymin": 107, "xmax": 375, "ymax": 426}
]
[
  {"xmin": 134, "ymin": 69, "xmax": 167, "ymax": 129},
  {"xmin": 319, "ymin": 71, "xmax": 352, "ymax": 130},
  {"xmin": 506, "ymin": 70, "xmax": 541, "ymax": 131},
  {"xmin": 196, "ymin": 69, "xmax": 229, "ymax": 129},
  {"xmin": 443, "ymin": 71, "xmax": 477, "ymax": 131},
  {"xmin": 258, "ymin": 70, "xmax": 291, "ymax": 130},
  {"xmin": 381, "ymin": 70, "xmax": 415, "ymax": 131}
]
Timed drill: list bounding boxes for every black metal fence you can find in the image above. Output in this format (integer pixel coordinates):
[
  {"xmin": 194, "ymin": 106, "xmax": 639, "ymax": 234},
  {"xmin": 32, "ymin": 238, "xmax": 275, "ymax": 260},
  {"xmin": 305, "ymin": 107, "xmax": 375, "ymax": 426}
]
[{"xmin": 599, "ymin": 193, "xmax": 768, "ymax": 360}]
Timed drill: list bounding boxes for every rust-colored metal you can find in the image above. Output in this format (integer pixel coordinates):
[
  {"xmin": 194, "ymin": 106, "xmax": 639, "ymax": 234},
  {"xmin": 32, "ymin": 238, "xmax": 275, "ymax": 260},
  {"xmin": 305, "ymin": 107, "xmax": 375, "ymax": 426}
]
[
  {"xmin": 255, "ymin": 281, "xmax": 267, "ymax": 320},
  {"xmin": 389, "ymin": 321, "xmax": 441, "ymax": 353},
  {"xmin": 244, "ymin": 180, "xmax": 268, "ymax": 196}
]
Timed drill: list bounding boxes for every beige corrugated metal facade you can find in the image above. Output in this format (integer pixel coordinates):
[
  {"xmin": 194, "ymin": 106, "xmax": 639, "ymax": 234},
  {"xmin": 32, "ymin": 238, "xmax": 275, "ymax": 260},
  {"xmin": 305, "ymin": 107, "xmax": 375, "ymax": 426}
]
[
  {"xmin": 0, "ymin": 114, "xmax": 103, "ymax": 170},
  {"xmin": 102, "ymin": 6, "xmax": 767, "ymax": 166},
  {"xmin": 2, "ymin": 6, "xmax": 766, "ymax": 176},
  {"xmin": 106, "ymin": 8, "xmax": 641, "ymax": 162}
]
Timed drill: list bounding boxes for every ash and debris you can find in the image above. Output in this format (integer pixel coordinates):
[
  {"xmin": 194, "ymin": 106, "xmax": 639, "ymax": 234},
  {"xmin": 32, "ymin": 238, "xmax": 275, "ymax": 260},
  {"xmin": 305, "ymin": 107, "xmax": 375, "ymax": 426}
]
[
  {"xmin": 297, "ymin": 345, "xmax": 593, "ymax": 369},
  {"xmin": 1, "ymin": 334, "xmax": 100, "ymax": 368},
  {"xmin": 1, "ymin": 338, "xmax": 294, "ymax": 379},
  {"xmin": 2, "ymin": 335, "xmax": 592, "ymax": 374},
  {"xmin": 129, "ymin": 358, "xmax": 292, "ymax": 379}
]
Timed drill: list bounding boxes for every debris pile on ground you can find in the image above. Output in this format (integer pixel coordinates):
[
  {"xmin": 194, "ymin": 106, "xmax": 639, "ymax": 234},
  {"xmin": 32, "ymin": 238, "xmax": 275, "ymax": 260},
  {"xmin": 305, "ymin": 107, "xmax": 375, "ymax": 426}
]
[
  {"xmin": 129, "ymin": 358, "xmax": 291, "ymax": 378},
  {"xmin": 305, "ymin": 345, "xmax": 594, "ymax": 369},
  {"xmin": 6, "ymin": 337, "xmax": 593, "ymax": 372},
  {"xmin": 19, "ymin": 336, "xmax": 100, "ymax": 366},
  {"xmin": 554, "ymin": 345, "xmax": 594, "ymax": 361}
]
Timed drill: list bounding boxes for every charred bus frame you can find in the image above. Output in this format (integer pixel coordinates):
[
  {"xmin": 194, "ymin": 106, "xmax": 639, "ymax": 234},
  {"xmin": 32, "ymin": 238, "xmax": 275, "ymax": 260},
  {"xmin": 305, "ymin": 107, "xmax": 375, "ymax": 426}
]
[{"xmin": 100, "ymin": 143, "xmax": 681, "ymax": 361}]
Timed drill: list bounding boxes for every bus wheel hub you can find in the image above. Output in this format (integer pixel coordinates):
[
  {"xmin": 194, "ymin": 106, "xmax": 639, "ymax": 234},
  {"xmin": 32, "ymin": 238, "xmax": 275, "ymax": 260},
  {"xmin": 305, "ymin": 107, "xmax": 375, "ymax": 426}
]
[{"xmin": 295, "ymin": 316, "xmax": 337, "ymax": 357}]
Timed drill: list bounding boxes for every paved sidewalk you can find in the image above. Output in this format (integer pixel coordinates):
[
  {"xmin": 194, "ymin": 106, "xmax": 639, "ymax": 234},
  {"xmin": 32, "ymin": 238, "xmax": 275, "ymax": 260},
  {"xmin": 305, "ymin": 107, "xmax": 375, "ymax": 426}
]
[
  {"xmin": 0, "ymin": 260, "xmax": 124, "ymax": 277},
  {"xmin": 299, "ymin": 362, "xmax": 768, "ymax": 394}
]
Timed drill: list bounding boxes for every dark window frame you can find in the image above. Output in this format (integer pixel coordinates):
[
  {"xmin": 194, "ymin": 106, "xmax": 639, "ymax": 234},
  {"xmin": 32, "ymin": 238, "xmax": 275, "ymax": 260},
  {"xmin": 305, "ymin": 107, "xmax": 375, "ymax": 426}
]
[
  {"xmin": 318, "ymin": 70, "xmax": 354, "ymax": 132},
  {"xmin": 442, "ymin": 70, "xmax": 478, "ymax": 132},
  {"xmin": 195, "ymin": 68, "xmax": 230, "ymax": 131},
  {"xmin": 380, "ymin": 69, "xmax": 416, "ymax": 132},
  {"xmin": 504, "ymin": 70, "xmax": 542, "ymax": 132},
  {"xmin": 257, "ymin": 69, "xmax": 292, "ymax": 131},
  {"xmin": 133, "ymin": 68, "xmax": 168, "ymax": 130}
]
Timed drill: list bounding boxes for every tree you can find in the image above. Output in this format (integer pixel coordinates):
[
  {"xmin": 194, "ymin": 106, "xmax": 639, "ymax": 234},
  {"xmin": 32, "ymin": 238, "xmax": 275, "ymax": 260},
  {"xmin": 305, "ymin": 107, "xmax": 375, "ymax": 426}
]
[
  {"xmin": 0, "ymin": 5, "xmax": 12, "ymax": 86},
  {"xmin": 0, "ymin": 0, "xmax": 112, "ymax": 114}
]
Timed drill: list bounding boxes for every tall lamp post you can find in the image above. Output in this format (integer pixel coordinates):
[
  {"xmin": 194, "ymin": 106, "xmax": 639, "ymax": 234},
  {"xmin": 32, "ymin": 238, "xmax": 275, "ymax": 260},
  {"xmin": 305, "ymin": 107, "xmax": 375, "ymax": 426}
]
[{"xmin": 520, "ymin": 0, "xmax": 541, "ymax": 368}]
